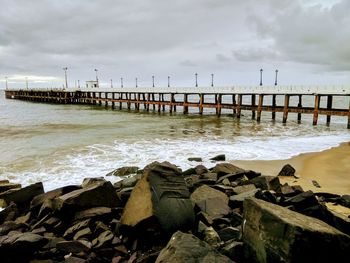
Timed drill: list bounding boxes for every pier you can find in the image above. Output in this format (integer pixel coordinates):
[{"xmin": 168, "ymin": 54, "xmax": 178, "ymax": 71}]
[{"xmin": 4, "ymin": 85, "xmax": 350, "ymax": 128}]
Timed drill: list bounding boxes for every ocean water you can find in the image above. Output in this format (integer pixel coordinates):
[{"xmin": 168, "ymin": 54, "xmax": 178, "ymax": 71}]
[{"xmin": 0, "ymin": 90, "xmax": 349, "ymax": 191}]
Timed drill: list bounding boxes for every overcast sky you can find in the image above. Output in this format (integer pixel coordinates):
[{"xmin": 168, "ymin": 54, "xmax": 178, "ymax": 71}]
[{"xmin": 1, "ymin": 0, "xmax": 349, "ymax": 88}]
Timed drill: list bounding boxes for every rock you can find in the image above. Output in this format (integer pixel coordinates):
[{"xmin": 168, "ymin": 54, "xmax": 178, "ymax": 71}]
[
  {"xmin": 339, "ymin": 195, "xmax": 350, "ymax": 208},
  {"xmin": 0, "ymin": 203, "xmax": 18, "ymax": 223},
  {"xmin": 106, "ymin": 166, "xmax": 139, "ymax": 177},
  {"xmin": 55, "ymin": 181, "xmax": 120, "ymax": 211},
  {"xmin": 56, "ymin": 240, "xmax": 91, "ymax": 253},
  {"xmin": 198, "ymin": 222, "xmax": 221, "ymax": 247},
  {"xmin": 114, "ymin": 175, "xmax": 141, "ymax": 189},
  {"xmin": 0, "ymin": 182, "xmax": 44, "ymax": 206},
  {"xmin": 232, "ymin": 184, "xmax": 256, "ymax": 195},
  {"xmin": 0, "ymin": 232, "xmax": 48, "ymax": 262},
  {"xmin": 229, "ymin": 189, "xmax": 258, "ymax": 207},
  {"xmin": 74, "ymin": 207, "xmax": 112, "ymax": 221},
  {"xmin": 280, "ymin": 183, "xmax": 303, "ymax": 197},
  {"xmin": 81, "ymin": 177, "xmax": 107, "ymax": 188},
  {"xmin": 64, "ymin": 219, "xmax": 91, "ymax": 238},
  {"xmin": 283, "ymin": 190, "xmax": 319, "ymax": 210},
  {"xmin": 191, "ymin": 185, "xmax": 231, "ymax": 220},
  {"xmin": 216, "ymin": 173, "xmax": 248, "ymax": 185},
  {"xmin": 243, "ymin": 197, "xmax": 350, "ymax": 263},
  {"xmin": 247, "ymin": 176, "xmax": 281, "ymax": 192},
  {"xmin": 182, "ymin": 167, "xmax": 196, "ymax": 176},
  {"xmin": 65, "ymin": 256, "xmax": 86, "ymax": 263},
  {"xmin": 155, "ymin": 231, "xmax": 233, "ymax": 263},
  {"xmin": 217, "ymin": 226, "xmax": 241, "ymax": 242},
  {"xmin": 92, "ymin": 230, "xmax": 114, "ymax": 248},
  {"xmin": 195, "ymin": 165, "xmax": 208, "ymax": 175},
  {"xmin": 0, "ymin": 183, "xmax": 21, "ymax": 193},
  {"xmin": 199, "ymin": 172, "xmax": 217, "ymax": 181},
  {"xmin": 220, "ymin": 240, "xmax": 243, "ymax": 262},
  {"xmin": 73, "ymin": 227, "xmax": 92, "ymax": 240},
  {"xmin": 277, "ymin": 164, "xmax": 296, "ymax": 177},
  {"xmin": 30, "ymin": 185, "xmax": 81, "ymax": 210},
  {"xmin": 312, "ymin": 180, "xmax": 321, "ymax": 188},
  {"xmin": 212, "ymin": 163, "xmax": 245, "ymax": 177},
  {"xmin": 121, "ymin": 161, "xmax": 194, "ymax": 234},
  {"xmin": 188, "ymin": 157, "xmax": 202, "ymax": 162},
  {"xmin": 210, "ymin": 154, "xmax": 226, "ymax": 161},
  {"xmin": 0, "ymin": 221, "xmax": 27, "ymax": 235},
  {"xmin": 255, "ymin": 190, "xmax": 277, "ymax": 204}
]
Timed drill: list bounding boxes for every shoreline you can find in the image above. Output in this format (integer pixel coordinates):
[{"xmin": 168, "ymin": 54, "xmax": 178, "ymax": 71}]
[{"xmin": 230, "ymin": 141, "xmax": 350, "ymax": 196}]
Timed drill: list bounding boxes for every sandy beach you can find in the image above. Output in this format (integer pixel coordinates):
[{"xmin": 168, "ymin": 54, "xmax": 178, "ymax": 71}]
[{"xmin": 231, "ymin": 141, "xmax": 350, "ymax": 196}]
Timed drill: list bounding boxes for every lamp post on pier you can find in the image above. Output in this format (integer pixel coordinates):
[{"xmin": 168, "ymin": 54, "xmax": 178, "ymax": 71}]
[
  {"xmin": 135, "ymin": 77, "xmax": 138, "ymax": 88},
  {"xmin": 259, "ymin": 69, "xmax": 263, "ymax": 86},
  {"xmin": 5, "ymin": 76, "xmax": 8, "ymax": 90},
  {"xmin": 94, "ymin": 69, "xmax": 99, "ymax": 88},
  {"xmin": 120, "ymin": 77, "xmax": 123, "ymax": 88},
  {"xmin": 275, "ymin": 69, "xmax": 278, "ymax": 86},
  {"xmin": 211, "ymin": 73, "xmax": 214, "ymax": 87},
  {"xmin": 110, "ymin": 79, "xmax": 113, "ymax": 88},
  {"xmin": 152, "ymin": 75, "xmax": 155, "ymax": 87},
  {"xmin": 168, "ymin": 76, "xmax": 170, "ymax": 87},
  {"xmin": 25, "ymin": 77, "xmax": 28, "ymax": 89},
  {"xmin": 63, "ymin": 67, "xmax": 68, "ymax": 89},
  {"xmin": 78, "ymin": 80, "xmax": 80, "ymax": 89},
  {"xmin": 195, "ymin": 73, "xmax": 198, "ymax": 87}
]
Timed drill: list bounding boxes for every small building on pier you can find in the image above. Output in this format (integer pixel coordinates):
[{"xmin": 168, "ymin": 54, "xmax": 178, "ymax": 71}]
[{"xmin": 86, "ymin": 80, "xmax": 99, "ymax": 89}]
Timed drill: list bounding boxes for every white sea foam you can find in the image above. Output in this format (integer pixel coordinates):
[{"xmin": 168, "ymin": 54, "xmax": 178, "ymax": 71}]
[{"xmin": 2, "ymin": 133, "xmax": 350, "ymax": 191}]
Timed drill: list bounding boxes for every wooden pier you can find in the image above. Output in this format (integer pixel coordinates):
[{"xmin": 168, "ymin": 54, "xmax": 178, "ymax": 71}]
[{"xmin": 4, "ymin": 85, "xmax": 350, "ymax": 128}]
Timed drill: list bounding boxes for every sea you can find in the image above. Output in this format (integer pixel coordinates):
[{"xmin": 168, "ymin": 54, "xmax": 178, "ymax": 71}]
[{"xmin": 1, "ymin": 90, "xmax": 349, "ymax": 191}]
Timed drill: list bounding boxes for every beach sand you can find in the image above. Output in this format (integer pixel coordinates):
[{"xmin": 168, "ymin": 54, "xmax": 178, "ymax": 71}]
[{"xmin": 230, "ymin": 141, "xmax": 350, "ymax": 196}]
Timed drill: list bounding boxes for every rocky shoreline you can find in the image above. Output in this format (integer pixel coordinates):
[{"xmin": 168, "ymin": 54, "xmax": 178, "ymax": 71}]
[{"xmin": 0, "ymin": 157, "xmax": 349, "ymax": 263}]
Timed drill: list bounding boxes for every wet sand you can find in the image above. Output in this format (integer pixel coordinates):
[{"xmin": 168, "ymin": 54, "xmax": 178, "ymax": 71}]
[{"xmin": 231, "ymin": 142, "xmax": 350, "ymax": 196}]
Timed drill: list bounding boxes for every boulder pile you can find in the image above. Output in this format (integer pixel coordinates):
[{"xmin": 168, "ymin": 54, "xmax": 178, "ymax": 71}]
[{"xmin": 0, "ymin": 160, "xmax": 349, "ymax": 263}]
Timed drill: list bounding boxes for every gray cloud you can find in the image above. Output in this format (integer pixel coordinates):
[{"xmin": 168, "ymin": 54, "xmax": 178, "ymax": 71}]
[{"xmin": 0, "ymin": 0, "xmax": 349, "ymax": 88}]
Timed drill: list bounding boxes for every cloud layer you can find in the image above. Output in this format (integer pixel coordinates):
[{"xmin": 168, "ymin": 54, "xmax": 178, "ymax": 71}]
[{"xmin": 0, "ymin": 0, "xmax": 349, "ymax": 88}]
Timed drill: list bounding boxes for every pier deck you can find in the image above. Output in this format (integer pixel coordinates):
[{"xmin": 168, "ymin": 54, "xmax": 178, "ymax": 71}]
[{"xmin": 4, "ymin": 85, "xmax": 350, "ymax": 128}]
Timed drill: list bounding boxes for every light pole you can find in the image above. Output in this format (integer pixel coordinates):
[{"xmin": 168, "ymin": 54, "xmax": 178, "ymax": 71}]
[
  {"xmin": 152, "ymin": 75, "xmax": 155, "ymax": 87},
  {"xmin": 275, "ymin": 69, "xmax": 278, "ymax": 86},
  {"xmin": 120, "ymin": 77, "xmax": 123, "ymax": 88},
  {"xmin": 63, "ymin": 67, "xmax": 68, "ymax": 89},
  {"xmin": 135, "ymin": 77, "xmax": 138, "ymax": 88},
  {"xmin": 5, "ymin": 76, "xmax": 8, "ymax": 90},
  {"xmin": 259, "ymin": 69, "xmax": 263, "ymax": 86},
  {"xmin": 94, "ymin": 69, "xmax": 99, "ymax": 88},
  {"xmin": 195, "ymin": 73, "xmax": 198, "ymax": 87},
  {"xmin": 168, "ymin": 76, "xmax": 170, "ymax": 87},
  {"xmin": 78, "ymin": 80, "xmax": 80, "ymax": 89},
  {"xmin": 211, "ymin": 73, "xmax": 214, "ymax": 87},
  {"xmin": 25, "ymin": 77, "xmax": 28, "ymax": 89},
  {"xmin": 110, "ymin": 79, "xmax": 113, "ymax": 88}
]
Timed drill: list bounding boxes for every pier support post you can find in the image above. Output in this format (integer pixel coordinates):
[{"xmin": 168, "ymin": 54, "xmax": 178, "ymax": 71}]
[
  {"xmin": 313, "ymin": 95, "xmax": 320, "ymax": 126},
  {"xmin": 105, "ymin": 93, "xmax": 108, "ymax": 107},
  {"xmin": 216, "ymin": 94, "xmax": 222, "ymax": 117},
  {"xmin": 142, "ymin": 93, "xmax": 146, "ymax": 109},
  {"xmin": 272, "ymin": 95, "xmax": 276, "ymax": 120},
  {"xmin": 297, "ymin": 95, "xmax": 302, "ymax": 123},
  {"xmin": 127, "ymin": 93, "xmax": 131, "ymax": 110},
  {"xmin": 326, "ymin": 95, "xmax": 333, "ymax": 125},
  {"xmin": 119, "ymin": 93, "xmax": 123, "ymax": 110},
  {"xmin": 183, "ymin": 94, "xmax": 188, "ymax": 114},
  {"xmin": 170, "ymin": 93, "xmax": 174, "ymax": 113},
  {"xmin": 136, "ymin": 93, "xmax": 140, "ymax": 111},
  {"xmin": 257, "ymin": 94, "xmax": 264, "ymax": 123},
  {"xmin": 232, "ymin": 94, "xmax": 236, "ymax": 115},
  {"xmin": 237, "ymin": 94, "xmax": 242, "ymax": 119},
  {"xmin": 146, "ymin": 93, "xmax": 150, "ymax": 111},
  {"xmin": 99, "ymin": 92, "xmax": 102, "ymax": 106},
  {"xmin": 282, "ymin": 95, "xmax": 290, "ymax": 123},
  {"xmin": 251, "ymin": 95, "xmax": 256, "ymax": 119},
  {"xmin": 112, "ymin": 93, "xmax": 115, "ymax": 109},
  {"xmin": 158, "ymin": 93, "xmax": 161, "ymax": 113},
  {"xmin": 199, "ymin": 94, "xmax": 204, "ymax": 115},
  {"xmin": 152, "ymin": 94, "xmax": 156, "ymax": 111}
]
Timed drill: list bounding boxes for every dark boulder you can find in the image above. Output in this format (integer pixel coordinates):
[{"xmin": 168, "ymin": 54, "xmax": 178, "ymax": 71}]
[
  {"xmin": 243, "ymin": 197, "xmax": 350, "ymax": 263},
  {"xmin": 155, "ymin": 231, "xmax": 234, "ymax": 263},
  {"xmin": 212, "ymin": 163, "xmax": 245, "ymax": 178},
  {"xmin": 210, "ymin": 154, "xmax": 226, "ymax": 161},
  {"xmin": 247, "ymin": 176, "xmax": 281, "ymax": 192},
  {"xmin": 121, "ymin": 161, "xmax": 194, "ymax": 234},
  {"xmin": 278, "ymin": 164, "xmax": 296, "ymax": 177},
  {"xmin": 191, "ymin": 185, "xmax": 231, "ymax": 220},
  {"xmin": 188, "ymin": 157, "xmax": 202, "ymax": 162},
  {"xmin": 0, "ymin": 182, "xmax": 44, "ymax": 207},
  {"xmin": 55, "ymin": 181, "xmax": 120, "ymax": 211},
  {"xmin": 106, "ymin": 166, "xmax": 139, "ymax": 177}
]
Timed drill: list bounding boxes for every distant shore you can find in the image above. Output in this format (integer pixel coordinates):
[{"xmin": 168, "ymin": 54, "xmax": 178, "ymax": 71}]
[{"xmin": 231, "ymin": 141, "xmax": 350, "ymax": 196}]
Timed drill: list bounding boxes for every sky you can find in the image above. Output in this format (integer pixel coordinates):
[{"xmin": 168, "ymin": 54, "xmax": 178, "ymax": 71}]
[{"xmin": 0, "ymin": 0, "xmax": 349, "ymax": 88}]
